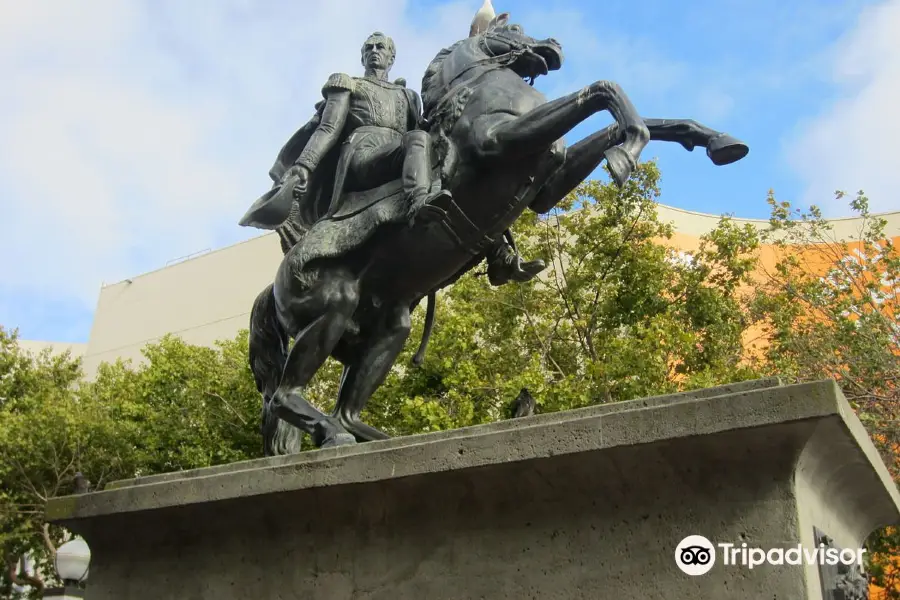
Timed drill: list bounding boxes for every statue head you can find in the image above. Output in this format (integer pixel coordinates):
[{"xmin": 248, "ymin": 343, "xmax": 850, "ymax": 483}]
[
  {"xmin": 477, "ymin": 14, "xmax": 563, "ymax": 79},
  {"xmin": 361, "ymin": 32, "xmax": 396, "ymax": 75}
]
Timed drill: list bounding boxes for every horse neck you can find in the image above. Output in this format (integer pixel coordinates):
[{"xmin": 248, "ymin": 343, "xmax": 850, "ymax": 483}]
[
  {"xmin": 443, "ymin": 40, "xmax": 490, "ymax": 82},
  {"xmin": 425, "ymin": 40, "xmax": 492, "ymax": 110}
]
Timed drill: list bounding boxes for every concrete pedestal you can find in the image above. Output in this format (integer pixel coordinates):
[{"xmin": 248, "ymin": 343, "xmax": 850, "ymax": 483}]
[
  {"xmin": 47, "ymin": 378, "xmax": 900, "ymax": 599},
  {"xmin": 42, "ymin": 585, "xmax": 84, "ymax": 599}
]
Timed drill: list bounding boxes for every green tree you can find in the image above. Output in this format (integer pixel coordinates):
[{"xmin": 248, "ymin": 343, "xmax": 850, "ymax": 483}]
[
  {"xmin": 750, "ymin": 191, "xmax": 898, "ymax": 470},
  {"xmin": 747, "ymin": 191, "xmax": 899, "ymax": 597},
  {"xmin": 87, "ymin": 334, "xmax": 262, "ymax": 475},
  {"xmin": 0, "ymin": 327, "xmax": 112, "ymax": 597},
  {"xmin": 0, "ymin": 331, "xmax": 265, "ymax": 597}
]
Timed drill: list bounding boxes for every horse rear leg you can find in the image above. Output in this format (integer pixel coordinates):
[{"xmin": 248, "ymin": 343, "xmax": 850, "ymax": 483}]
[
  {"xmin": 529, "ymin": 119, "xmax": 749, "ymax": 214},
  {"xmin": 271, "ymin": 266, "xmax": 360, "ymax": 448},
  {"xmin": 333, "ymin": 304, "xmax": 411, "ymax": 442},
  {"xmin": 250, "ymin": 283, "xmax": 303, "ymax": 456},
  {"xmin": 472, "ymin": 80, "xmax": 649, "ymax": 186}
]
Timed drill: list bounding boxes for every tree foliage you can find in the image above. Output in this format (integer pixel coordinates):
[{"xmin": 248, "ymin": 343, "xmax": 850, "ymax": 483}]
[
  {"xmin": 0, "ymin": 328, "xmax": 95, "ymax": 597},
  {"xmin": 745, "ymin": 190, "xmax": 899, "ymax": 597},
  {"xmin": 88, "ymin": 335, "xmax": 261, "ymax": 475},
  {"xmin": 0, "ymin": 332, "xmax": 262, "ymax": 597},
  {"xmin": 749, "ymin": 191, "xmax": 898, "ymax": 470}
]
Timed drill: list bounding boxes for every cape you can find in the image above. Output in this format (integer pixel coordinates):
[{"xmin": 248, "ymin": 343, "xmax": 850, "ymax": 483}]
[{"xmin": 239, "ymin": 100, "xmax": 339, "ymax": 239}]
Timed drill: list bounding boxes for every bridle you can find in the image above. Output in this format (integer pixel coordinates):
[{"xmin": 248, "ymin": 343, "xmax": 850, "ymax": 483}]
[
  {"xmin": 426, "ymin": 32, "xmax": 539, "ymax": 128},
  {"xmin": 477, "ymin": 31, "xmax": 539, "ymax": 86}
]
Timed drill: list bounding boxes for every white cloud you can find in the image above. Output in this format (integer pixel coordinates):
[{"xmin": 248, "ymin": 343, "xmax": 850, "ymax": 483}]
[
  {"xmin": 785, "ymin": 0, "xmax": 900, "ymax": 216},
  {"xmin": 0, "ymin": 0, "xmax": 474, "ymax": 320}
]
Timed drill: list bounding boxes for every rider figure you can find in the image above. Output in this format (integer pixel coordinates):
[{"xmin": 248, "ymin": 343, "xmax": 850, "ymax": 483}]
[
  {"xmin": 280, "ymin": 31, "xmax": 544, "ymax": 286},
  {"xmin": 280, "ymin": 32, "xmax": 441, "ymax": 226}
]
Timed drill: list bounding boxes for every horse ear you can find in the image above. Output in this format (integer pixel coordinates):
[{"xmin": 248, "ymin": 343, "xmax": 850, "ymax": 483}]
[{"xmin": 488, "ymin": 12, "xmax": 510, "ymax": 30}]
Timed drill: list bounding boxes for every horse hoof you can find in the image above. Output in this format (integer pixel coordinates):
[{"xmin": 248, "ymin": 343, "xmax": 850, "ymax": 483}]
[
  {"xmin": 321, "ymin": 432, "xmax": 357, "ymax": 448},
  {"xmin": 604, "ymin": 146, "xmax": 636, "ymax": 187},
  {"xmin": 707, "ymin": 134, "xmax": 749, "ymax": 166},
  {"xmin": 313, "ymin": 418, "xmax": 357, "ymax": 449}
]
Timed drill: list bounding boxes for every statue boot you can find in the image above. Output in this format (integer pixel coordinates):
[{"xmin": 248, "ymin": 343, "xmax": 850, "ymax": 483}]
[
  {"xmin": 404, "ymin": 129, "xmax": 453, "ymax": 224},
  {"xmin": 486, "ymin": 238, "xmax": 546, "ymax": 286}
]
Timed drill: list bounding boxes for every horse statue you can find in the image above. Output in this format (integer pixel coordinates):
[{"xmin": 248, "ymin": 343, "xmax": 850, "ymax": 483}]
[{"xmin": 242, "ymin": 13, "xmax": 749, "ymax": 454}]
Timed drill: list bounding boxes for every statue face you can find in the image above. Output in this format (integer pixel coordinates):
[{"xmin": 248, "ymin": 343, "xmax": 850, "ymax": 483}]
[{"xmin": 362, "ymin": 36, "xmax": 394, "ymax": 72}]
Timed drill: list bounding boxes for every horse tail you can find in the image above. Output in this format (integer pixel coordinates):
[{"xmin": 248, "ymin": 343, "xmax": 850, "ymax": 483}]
[
  {"xmin": 249, "ymin": 283, "xmax": 303, "ymax": 456},
  {"xmin": 412, "ymin": 291, "xmax": 437, "ymax": 366}
]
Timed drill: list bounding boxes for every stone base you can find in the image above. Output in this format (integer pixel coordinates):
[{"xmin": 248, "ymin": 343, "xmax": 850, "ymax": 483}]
[
  {"xmin": 42, "ymin": 585, "xmax": 84, "ymax": 599},
  {"xmin": 47, "ymin": 378, "xmax": 900, "ymax": 599}
]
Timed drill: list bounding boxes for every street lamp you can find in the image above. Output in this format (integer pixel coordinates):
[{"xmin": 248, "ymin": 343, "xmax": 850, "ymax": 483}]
[{"xmin": 43, "ymin": 537, "xmax": 90, "ymax": 600}]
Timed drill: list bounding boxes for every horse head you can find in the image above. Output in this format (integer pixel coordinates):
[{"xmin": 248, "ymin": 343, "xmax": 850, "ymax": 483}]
[
  {"xmin": 479, "ymin": 13, "xmax": 564, "ymax": 80},
  {"xmin": 422, "ymin": 14, "xmax": 564, "ymax": 117}
]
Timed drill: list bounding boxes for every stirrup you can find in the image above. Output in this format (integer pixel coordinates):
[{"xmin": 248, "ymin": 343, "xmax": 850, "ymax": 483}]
[{"xmin": 410, "ymin": 189, "xmax": 451, "ymax": 225}]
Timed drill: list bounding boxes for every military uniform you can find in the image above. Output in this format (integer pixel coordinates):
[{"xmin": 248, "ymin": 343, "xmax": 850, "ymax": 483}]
[
  {"xmin": 255, "ymin": 72, "xmax": 544, "ymax": 286},
  {"xmin": 295, "ymin": 73, "xmax": 435, "ymax": 219}
]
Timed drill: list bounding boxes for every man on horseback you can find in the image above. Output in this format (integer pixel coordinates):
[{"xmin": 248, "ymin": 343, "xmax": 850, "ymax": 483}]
[
  {"xmin": 268, "ymin": 30, "xmax": 545, "ymax": 285},
  {"xmin": 280, "ymin": 32, "xmax": 442, "ymax": 230}
]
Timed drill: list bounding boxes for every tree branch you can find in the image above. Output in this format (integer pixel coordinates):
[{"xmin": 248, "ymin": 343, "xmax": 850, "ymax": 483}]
[
  {"xmin": 6, "ymin": 555, "xmax": 44, "ymax": 592},
  {"xmin": 205, "ymin": 391, "xmax": 248, "ymax": 426},
  {"xmin": 42, "ymin": 523, "xmax": 57, "ymax": 558}
]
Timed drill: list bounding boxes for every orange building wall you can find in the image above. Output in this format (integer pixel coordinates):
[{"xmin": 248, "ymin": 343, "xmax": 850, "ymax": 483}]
[
  {"xmin": 667, "ymin": 231, "xmax": 899, "ymax": 597},
  {"xmin": 664, "ymin": 231, "xmax": 900, "ymax": 354}
]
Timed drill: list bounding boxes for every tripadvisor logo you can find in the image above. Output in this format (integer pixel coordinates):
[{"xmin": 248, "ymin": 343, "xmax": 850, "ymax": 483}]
[
  {"xmin": 675, "ymin": 535, "xmax": 716, "ymax": 576},
  {"xmin": 674, "ymin": 535, "xmax": 865, "ymax": 576}
]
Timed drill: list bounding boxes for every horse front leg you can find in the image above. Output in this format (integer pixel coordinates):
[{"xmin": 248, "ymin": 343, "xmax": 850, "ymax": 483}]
[
  {"xmin": 471, "ymin": 80, "xmax": 650, "ymax": 187},
  {"xmin": 641, "ymin": 119, "xmax": 748, "ymax": 166},
  {"xmin": 530, "ymin": 125, "xmax": 619, "ymax": 214},
  {"xmin": 529, "ymin": 119, "xmax": 749, "ymax": 214}
]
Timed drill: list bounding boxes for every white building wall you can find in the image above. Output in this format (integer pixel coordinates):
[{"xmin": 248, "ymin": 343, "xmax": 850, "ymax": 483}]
[{"xmin": 81, "ymin": 232, "xmax": 282, "ymax": 378}]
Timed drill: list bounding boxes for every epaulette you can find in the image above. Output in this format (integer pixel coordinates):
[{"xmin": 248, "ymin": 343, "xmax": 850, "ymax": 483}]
[{"xmin": 322, "ymin": 73, "xmax": 354, "ymax": 96}]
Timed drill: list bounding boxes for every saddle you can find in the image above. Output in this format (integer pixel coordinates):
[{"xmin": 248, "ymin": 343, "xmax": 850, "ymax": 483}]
[
  {"xmin": 240, "ymin": 156, "xmax": 446, "ymax": 231},
  {"xmin": 328, "ymin": 166, "xmax": 443, "ymax": 221}
]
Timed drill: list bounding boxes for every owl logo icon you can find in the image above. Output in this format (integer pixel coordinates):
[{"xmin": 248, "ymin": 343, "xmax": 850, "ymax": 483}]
[{"xmin": 675, "ymin": 535, "xmax": 716, "ymax": 575}]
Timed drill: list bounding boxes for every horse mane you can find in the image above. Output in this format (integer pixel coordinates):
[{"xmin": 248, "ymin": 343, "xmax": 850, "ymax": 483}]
[{"xmin": 421, "ymin": 39, "xmax": 466, "ymax": 116}]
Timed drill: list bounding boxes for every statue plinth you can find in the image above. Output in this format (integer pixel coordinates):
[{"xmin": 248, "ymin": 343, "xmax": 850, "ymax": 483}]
[{"xmin": 47, "ymin": 378, "xmax": 899, "ymax": 599}]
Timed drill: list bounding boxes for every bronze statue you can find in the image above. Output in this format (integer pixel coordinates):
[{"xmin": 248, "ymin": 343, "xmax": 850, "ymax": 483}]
[
  {"xmin": 245, "ymin": 32, "xmax": 545, "ymax": 278},
  {"xmin": 241, "ymin": 12, "xmax": 748, "ymax": 454}
]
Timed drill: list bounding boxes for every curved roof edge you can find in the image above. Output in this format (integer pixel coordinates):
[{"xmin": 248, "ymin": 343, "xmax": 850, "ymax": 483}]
[
  {"xmin": 657, "ymin": 202, "xmax": 900, "ymax": 223},
  {"xmin": 653, "ymin": 203, "xmax": 900, "ymax": 239}
]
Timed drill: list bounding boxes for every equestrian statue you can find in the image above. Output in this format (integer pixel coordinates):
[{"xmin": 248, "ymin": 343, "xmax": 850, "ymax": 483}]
[{"xmin": 239, "ymin": 10, "xmax": 749, "ymax": 455}]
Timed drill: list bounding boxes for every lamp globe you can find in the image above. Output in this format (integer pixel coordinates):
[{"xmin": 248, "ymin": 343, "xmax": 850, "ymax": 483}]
[{"xmin": 54, "ymin": 537, "xmax": 90, "ymax": 585}]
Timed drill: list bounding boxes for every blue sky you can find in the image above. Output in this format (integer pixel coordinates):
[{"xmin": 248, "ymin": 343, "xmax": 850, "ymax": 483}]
[{"xmin": 1, "ymin": 0, "xmax": 898, "ymax": 344}]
